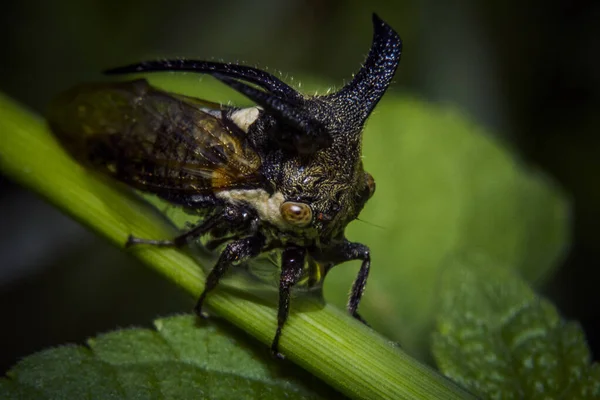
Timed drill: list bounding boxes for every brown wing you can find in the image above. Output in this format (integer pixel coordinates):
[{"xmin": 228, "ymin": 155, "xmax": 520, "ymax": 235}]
[{"xmin": 47, "ymin": 79, "xmax": 262, "ymax": 195}]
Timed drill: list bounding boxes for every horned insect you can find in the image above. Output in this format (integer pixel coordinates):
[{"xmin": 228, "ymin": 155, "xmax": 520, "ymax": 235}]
[{"xmin": 47, "ymin": 13, "xmax": 402, "ymax": 358}]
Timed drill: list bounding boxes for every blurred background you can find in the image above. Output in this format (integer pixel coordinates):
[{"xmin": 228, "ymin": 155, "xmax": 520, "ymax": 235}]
[{"xmin": 0, "ymin": 0, "xmax": 599, "ymax": 374}]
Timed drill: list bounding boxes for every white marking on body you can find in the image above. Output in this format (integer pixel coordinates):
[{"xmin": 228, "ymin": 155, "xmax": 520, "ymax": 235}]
[
  {"xmin": 230, "ymin": 107, "xmax": 260, "ymax": 133},
  {"xmin": 217, "ymin": 189, "xmax": 288, "ymax": 229}
]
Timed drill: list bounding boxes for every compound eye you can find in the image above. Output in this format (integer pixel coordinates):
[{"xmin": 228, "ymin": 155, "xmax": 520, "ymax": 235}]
[
  {"xmin": 280, "ymin": 201, "xmax": 312, "ymax": 227},
  {"xmin": 365, "ymin": 172, "xmax": 376, "ymax": 199}
]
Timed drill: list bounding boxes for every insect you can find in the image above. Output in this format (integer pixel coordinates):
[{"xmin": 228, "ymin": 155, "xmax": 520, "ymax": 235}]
[{"xmin": 47, "ymin": 13, "xmax": 401, "ymax": 357}]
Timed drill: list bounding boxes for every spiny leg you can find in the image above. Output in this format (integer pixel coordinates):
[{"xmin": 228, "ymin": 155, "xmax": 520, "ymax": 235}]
[
  {"xmin": 124, "ymin": 203, "xmax": 261, "ymax": 317},
  {"xmin": 125, "ymin": 212, "xmax": 221, "ymax": 248},
  {"xmin": 345, "ymin": 243, "xmax": 371, "ymax": 320},
  {"xmin": 321, "ymin": 240, "xmax": 371, "ymax": 322},
  {"xmin": 124, "ymin": 201, "xmax": 253, "ymax": 248},
  {"xmin": 194, "ymin": 234, "xmax": 265, "ymax": 317},
  {"xmin": 271, "ymin": 246, "xmax": 306, "ymax": 359}
]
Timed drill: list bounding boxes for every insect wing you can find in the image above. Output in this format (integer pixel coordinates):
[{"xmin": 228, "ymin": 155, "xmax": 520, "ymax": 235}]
[{"xmin": 47, "ymin": 79, "xmax": 262, "ymax": 195}]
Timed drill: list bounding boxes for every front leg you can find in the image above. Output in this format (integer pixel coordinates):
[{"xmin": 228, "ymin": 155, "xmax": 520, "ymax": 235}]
[
  {"xmin": 125, "ymin": 204, "xmax": 253, "ymax": 248},
  {"xmin": 195, "ymin": 234, "xmax": 265, "ymax": 317},
  {"xmin": 319, "ymin": 240, "xmax": 371, "ymax": 321},
  {"xmin": 125, "ymin": 212, "xmax": 221, "ymax": 248},
  {"xmin": 124, "ymin": 203, "xmax": 264, "ymax": 317},
  {"xmin": 271, "ymin": 245, "xmax": 306, "ymax": 358}
]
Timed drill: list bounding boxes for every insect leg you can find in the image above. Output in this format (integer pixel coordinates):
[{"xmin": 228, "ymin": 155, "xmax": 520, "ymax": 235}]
[
  {"xmin": 125, "ymin": 212, "xmax": 221, "ymax": 248},
  {"xmin": 271, "ymin": 245, "xmax": 306, "ymax": 359},
  {"xmin": 345, "ymin": 243, "xmax": 371, "ymax": 322},
  {"xmin": 195, "ymin": 234, "xmax": 265, "ymax": 317},
  {"xmin": 318, "ymin": 240, "xmax": 371, "ymax": 322}
]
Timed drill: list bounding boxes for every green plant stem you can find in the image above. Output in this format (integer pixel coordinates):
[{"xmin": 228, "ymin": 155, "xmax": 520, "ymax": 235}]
[{"xmin": 0, "ymin": 93, "xmax": 476, "ymax": 400}]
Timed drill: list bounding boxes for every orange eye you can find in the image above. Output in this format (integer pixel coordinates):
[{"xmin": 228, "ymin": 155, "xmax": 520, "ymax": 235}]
[
  {"xmin": 365, "ymin": 172, "xmax": 376, "ymax": 198},
  {"xmin": 280, "ymin": 202, "xmax": 312, "ymax": 227}
]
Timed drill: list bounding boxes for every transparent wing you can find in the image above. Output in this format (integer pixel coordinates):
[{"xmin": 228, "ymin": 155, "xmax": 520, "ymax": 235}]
[{"xmin": 47, "ymin": 79, "xmax": 263, "ymax": 194}]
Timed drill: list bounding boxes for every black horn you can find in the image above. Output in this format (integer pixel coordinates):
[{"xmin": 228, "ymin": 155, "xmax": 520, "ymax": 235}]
[
  {"xmin": 105, "ymin": 59, "xmax": 301, "ymax": 100},
  {"xmin": 104, "ymin": 14, "xmax": 401, "ymax": 154},
  {"xmin": 324, "ymin": 13, "xmax": 402, "ymax": 128}
]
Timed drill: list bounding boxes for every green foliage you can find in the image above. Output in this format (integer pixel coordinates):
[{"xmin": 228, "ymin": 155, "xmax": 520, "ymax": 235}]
[
  {"xmin": 329, "ymin": 97, "xmax": 569, "ymax": 359},
  {"xmin": 0, "ymin": 315, "xmax": 337, "ymax": 399},
  {"xmin": 432, "ymin": 254, "xmax": 600, "ymax": 399}
]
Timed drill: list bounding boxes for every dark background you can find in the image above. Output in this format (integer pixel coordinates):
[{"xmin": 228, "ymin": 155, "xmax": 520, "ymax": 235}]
[{"xmin": 1, "ymin": 0, "xmax": 598, "ymax": 374}]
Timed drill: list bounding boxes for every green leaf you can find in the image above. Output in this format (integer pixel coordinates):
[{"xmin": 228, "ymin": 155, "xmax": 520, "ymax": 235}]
[
  {"xmin": 0, "ymin": 87, "xmax": 476, "ymax": 399},
  {"xmin": 432, "ymin": 254, "xmax": 600, "ymax": 399},
  {"xmin": 0, "ymin": 315, "xmax": 338, "ymax": 399},
  {"xmin": 323, "ymin": 98, "xmax": 570, "ymax": 358}
]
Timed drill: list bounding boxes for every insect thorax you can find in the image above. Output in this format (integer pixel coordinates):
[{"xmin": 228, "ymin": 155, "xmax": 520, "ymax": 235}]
[{"xmin": 218, "ymin": 106, "xmax": 371, "ymax": 247}]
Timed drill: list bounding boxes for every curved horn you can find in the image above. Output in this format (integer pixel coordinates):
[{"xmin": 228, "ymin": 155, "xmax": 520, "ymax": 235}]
[
  {"xmin": 326, "ymin": 13, "xmax": 402, "ymax": 125},
  {"xmin": 105, "ymin": 60, "xmax": 301, "ymax": 100}
]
